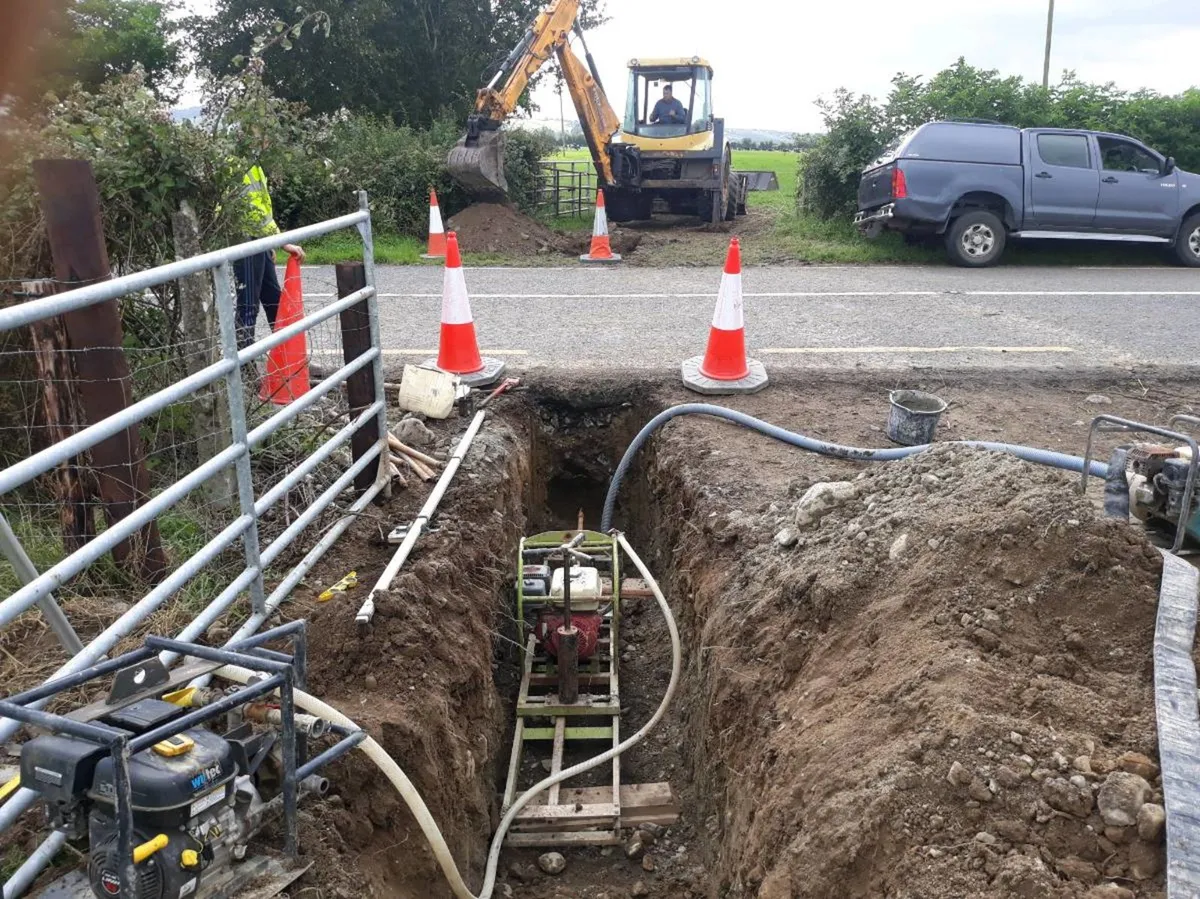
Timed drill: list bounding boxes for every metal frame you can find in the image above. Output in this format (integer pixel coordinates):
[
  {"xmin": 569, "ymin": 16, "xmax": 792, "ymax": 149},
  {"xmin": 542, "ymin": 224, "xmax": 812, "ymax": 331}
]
[
  {"xmin": 1081, "ymin": 414, "xmax": 1200, "ymax": 552},
  {"xmin": 0, "ymin": 195, "xmax": 387, "ymax": 898},
  {"xmin": 536, "ymin": 160, "xmax": 598, "ymax": 218}
]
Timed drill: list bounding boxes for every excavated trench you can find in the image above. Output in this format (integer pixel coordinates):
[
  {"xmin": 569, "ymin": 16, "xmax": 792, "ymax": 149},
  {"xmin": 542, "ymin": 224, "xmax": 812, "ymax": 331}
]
[{"xmin": 288, "ymin": 380, "xmax": 1169, "ymax": 899}]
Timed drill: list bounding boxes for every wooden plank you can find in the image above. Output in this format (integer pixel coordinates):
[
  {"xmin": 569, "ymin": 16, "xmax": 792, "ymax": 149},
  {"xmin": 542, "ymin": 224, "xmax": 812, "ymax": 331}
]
[
  {"xmin": 548, "ymin": 717, "xmax": 565, "ymax": 806},
  {"xmin": 501, "ymin": 717, "xmax": 525, "ymax": 811},
  {"xmin": 335, "ymin": 263, "xmax": 379, "ymax": 492},
  {"xmin": 504, "ymin": 830, "xmax": 621, "ymax": 848},
  {"xmin": 528, "ymin": 673, "xmax": 611, "ymax": 688},
  {"xmin": 527, "ymin": 782, "xmax": 677, "ymax": 828},
  {"xmin": 517, "ymin": 698, "xmax": 620, "ymax": 717},
  {"xmin": 33, "ymin": 158, "xmax": 167, "ymax": 582},
  {"xmin": 515, "ymin": 803, "xmax": 620, "ymax": 822},
  {"xmin": 522, "ymin": 726, "xmax": 612, "ymax": 741}
]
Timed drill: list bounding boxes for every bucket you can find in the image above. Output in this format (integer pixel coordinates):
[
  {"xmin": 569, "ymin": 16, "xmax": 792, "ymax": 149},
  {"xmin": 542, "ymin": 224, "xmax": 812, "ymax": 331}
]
[{"xmin": 886, "ymin": 390, "xmax": 948, "ymax": 446}]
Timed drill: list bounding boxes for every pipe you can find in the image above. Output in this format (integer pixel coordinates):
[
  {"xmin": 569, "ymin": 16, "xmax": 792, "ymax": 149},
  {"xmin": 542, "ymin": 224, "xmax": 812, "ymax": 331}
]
[
  {"xmin": 1, "ymin": 830, "xmax": 66, "ymax": 899},
  {"xmin": 356, "ymin": 410, "xmax": 488, "ymax": 624},
  {"xmin": 600, "ymin": 403, "xmax": 1109, "ymax": 530},
  {"xmin": 214, "ymin": 531, "xmax": 680, "ymax": 899}
]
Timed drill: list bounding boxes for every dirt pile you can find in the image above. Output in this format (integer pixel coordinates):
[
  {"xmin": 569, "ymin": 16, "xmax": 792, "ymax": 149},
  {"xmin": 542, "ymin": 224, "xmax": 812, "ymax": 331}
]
[
  {"xmin": 672, "ymin": 446, "xmax": 1166, "ymax": 898},
  {"xmin": 447, "ymin": 202, "xmax": 640, "ymax": 258}
]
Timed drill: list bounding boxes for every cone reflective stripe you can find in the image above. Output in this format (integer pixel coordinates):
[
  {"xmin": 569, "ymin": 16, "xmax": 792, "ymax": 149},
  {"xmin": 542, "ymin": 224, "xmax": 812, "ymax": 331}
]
[
  {"xmin": 681, "ymin": 237, "xmax": 767, "ymax": 395},
  {"xmin": 259, "ymin": 255, "xmax": 311, "ymax": 404},
  {"xmin": 699, "ymin": 238, "xmax": 749, "ymax": 380},
  {"xmin": 580, "ymin": 190, "xmax": 621, "ymax": 263},
  {"xmin": 435, "ymin": 232, "xmax": 484, "ymax": 374},
  {"xmin": 422, "ymin": 189, "xmax": 446, "ymax": 259}
]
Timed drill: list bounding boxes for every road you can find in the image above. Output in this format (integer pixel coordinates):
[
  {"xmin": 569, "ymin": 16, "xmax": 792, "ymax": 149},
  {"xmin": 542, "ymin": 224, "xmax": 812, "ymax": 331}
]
[{"xmin": 296, "ymin": 264, "xmax": 1200, "ymax": 372}]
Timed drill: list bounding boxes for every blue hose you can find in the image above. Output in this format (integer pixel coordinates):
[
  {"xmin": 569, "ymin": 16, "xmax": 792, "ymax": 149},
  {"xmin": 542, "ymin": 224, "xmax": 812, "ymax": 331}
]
[{"xmin": 600, "ymin": 403, "xmax": 1108, "ymax": 531}]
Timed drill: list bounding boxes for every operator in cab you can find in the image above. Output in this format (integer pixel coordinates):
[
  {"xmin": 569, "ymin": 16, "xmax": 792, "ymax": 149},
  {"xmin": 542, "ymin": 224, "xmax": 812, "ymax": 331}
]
[{"xmin": 650, "ymin": 83, "xmax": 686, "ymax": 125}]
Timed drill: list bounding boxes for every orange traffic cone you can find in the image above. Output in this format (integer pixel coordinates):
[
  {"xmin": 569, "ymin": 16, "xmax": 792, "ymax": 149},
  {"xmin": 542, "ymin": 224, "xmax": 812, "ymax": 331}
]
[
  {"xmin": 681, "ymin": 238, "xmax": 768, "ymax": 395},
  {"xmin": 580, "ymin": 190, "xmax": 621, "ymax": 263},
  {"xmin": 259, "ymin": 255, "xmax": 311, "ymax": 404},
  {"xmin": 422, "ymin": 232, "xmax": 506, "ymax": 387},
  {"xmin": 421, "ymin": 188, "xmax": 446, "ymax": 259}
]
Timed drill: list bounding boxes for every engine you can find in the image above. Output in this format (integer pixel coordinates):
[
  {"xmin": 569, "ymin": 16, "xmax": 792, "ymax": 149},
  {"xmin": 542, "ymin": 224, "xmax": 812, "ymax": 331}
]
[{"xmin": 1105, "ymin": 441, "xmax": 1200, "ymax": 546}]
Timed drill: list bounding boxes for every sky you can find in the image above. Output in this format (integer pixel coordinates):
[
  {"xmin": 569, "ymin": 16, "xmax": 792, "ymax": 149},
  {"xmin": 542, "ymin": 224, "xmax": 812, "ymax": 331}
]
[
  {"xmin": 181, "ymin": 0, "xmax": 1200, "ymax": 133},
  {"xmin": 528, "ymin": 0, "xmax": 1200, "ymax": 133}
]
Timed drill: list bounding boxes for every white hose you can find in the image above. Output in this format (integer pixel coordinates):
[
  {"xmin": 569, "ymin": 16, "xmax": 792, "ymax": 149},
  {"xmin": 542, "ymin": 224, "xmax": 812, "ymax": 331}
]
[{"xmin": 213, "ymin": 532, "xmax": 680, "ymax": 899}]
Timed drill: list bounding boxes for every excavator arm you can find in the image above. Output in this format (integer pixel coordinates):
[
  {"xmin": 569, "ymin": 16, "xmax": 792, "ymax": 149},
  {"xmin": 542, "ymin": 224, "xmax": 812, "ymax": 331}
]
[{"xmin": 448, "ymin": 0, "xmax": 621, "ymax": 199}]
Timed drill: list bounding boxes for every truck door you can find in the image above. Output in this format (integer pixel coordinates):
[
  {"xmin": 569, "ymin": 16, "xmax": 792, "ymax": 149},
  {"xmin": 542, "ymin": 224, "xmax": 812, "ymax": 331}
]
[
  {"xmin": 1092, "ymin": 135, "xmax": 1179, "ymax": 235},
  {"xmin": 1028, "ymin": 132, "xmax": 1099, "ymax": 228}
]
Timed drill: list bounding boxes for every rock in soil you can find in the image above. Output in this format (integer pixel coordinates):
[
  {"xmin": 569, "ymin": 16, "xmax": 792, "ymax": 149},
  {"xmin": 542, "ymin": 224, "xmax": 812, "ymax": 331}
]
[
  {"xmin": 630, "ymin": 882, "xmax": 650, "ymax": 898},
  {"xmin": 625, "ymin": 833, "xmax": 646, "ymax": 860},
  {"xmin": 1137, "ymin": 802, "xmax": 1166, "ymax": 841},
  {"xmin": 1097, "ymin": 771, "xmax": 1153, "ymax": 827},
  {"xmin": 396, "ymin": 416, "xmax": 436, "ymax": 447},
  {"xmin": 537, "ymin": 851, "xmax": 566, "ymax": 876}
]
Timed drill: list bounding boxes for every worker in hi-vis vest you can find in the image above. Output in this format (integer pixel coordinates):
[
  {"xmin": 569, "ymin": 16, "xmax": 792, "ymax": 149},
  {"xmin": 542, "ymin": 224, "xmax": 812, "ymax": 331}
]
[{"xmin": 236, "ymin": 164, "xmax": 304, "ymax": 349}]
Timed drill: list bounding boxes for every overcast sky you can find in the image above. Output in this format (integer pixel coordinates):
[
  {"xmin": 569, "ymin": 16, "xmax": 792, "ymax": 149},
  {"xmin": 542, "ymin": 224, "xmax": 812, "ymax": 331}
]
[
  {"xmin": 181, "ymin": 0, "xmax": 1199, "ymax": 133},
  {"xmin": 529, "ymin": 0, "xmax": 1200, "ymax": 132}
]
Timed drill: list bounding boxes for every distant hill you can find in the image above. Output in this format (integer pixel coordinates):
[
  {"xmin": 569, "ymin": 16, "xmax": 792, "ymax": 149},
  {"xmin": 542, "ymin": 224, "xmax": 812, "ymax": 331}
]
[{"xmin": 171, "ymin": 106, "xmax": 202, "ymax": 122}]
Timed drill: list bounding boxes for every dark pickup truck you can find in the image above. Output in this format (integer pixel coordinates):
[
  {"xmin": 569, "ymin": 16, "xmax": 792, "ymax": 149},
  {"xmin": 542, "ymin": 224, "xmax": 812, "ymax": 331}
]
[{"xmin": 854, "ymin": 121, "xmax": 1200, "ymax": 267}]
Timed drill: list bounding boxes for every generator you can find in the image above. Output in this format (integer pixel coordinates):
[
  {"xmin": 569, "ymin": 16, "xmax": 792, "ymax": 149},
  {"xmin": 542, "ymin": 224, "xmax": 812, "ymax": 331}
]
[{"xmin": 2, "ymin": 624, "xmax": 361, "ymax": 899}]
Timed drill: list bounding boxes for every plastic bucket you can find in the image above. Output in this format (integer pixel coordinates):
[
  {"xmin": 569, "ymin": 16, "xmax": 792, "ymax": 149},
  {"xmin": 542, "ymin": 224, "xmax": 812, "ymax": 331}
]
[{"xmin": 886, "ymin": 390, "xmax": 948, "ymax": 446}]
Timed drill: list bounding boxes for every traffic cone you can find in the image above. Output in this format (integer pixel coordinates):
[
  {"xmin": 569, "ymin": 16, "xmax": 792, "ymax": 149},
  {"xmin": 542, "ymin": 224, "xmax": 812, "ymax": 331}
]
[
  {"xmin": 580, "ymin": 190, "xmax": 621, "ymax": 263},
  {"xmin": 259, "ymin": 255, "xmax": 311, "ymax": 404},
  {"xmin": 421, "ymin": 188, "xmax": 446, "ymax": 259},
  {"xmin": 421, "ymin": 232, "xmax": 505, "ymax": 388},
  {"xmin": 681, "ymin": 238, "xmax": 768, "ymax": 395}
]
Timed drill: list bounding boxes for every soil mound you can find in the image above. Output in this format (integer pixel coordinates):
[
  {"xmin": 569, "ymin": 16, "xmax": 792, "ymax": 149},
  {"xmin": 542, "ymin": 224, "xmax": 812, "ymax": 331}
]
[
  {"xmin": 686, "ymin": 446, "xmax": 1166, "ymax": 898},
  {"xmin": 447, "ymin": 202, "xmax": 640, "ymax": 259}
]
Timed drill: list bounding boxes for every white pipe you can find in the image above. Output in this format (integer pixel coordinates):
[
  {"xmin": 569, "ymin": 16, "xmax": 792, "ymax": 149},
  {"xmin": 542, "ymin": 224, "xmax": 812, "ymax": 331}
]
[
  {"xmin": 216, "ymin": 532, "xmax": 680, "ymax": 899},
  {"xmin": 355, "ymin": 410, "xmax": 488, "ymax": 624}
]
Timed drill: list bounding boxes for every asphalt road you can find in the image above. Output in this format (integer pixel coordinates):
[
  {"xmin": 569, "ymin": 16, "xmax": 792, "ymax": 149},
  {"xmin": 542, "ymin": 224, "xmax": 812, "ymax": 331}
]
[{"xmin": 295, "ymin": 263, "xmax": 1200, "ymax": 372}]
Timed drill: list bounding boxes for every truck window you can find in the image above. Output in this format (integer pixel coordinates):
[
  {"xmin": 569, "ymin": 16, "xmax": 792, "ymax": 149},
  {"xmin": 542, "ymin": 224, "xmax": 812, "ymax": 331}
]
[
  {"xmin": 1097, "ymin": 136, "xmax": 1161, "ymax": 174},
  {"xmin": 1037, "ymin": 134, "xmax": 1091, "ymax": 169}
]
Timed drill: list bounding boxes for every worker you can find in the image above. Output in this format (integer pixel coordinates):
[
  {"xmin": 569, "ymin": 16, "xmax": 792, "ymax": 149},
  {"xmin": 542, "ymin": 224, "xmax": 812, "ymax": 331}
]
[
  {"xmin": 236, "ymin": 162, "xmax": 305, "ymax": 350},
  {"xmin": 649, "ymin": 84, "xmax": 686, "ymax": 125}
]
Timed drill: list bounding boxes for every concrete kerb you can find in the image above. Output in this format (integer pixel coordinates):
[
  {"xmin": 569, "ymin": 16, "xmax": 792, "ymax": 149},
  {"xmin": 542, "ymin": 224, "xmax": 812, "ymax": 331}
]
[{"xmin": 681, "ymin": 356, "xmax": 769, "ymax": 395}]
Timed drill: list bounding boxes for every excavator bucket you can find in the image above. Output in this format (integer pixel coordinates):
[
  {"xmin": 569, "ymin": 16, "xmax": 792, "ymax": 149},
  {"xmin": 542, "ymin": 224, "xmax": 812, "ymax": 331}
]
[{"xmin": 447, "ymin": 131, "xmax": 509, "ymax": 200}]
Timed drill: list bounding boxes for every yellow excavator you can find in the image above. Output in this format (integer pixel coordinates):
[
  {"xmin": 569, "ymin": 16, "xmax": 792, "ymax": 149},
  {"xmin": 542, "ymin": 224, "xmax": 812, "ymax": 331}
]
[{"xmin": 448, "ymin": 0, "xmax": 773, "ymax": 223}]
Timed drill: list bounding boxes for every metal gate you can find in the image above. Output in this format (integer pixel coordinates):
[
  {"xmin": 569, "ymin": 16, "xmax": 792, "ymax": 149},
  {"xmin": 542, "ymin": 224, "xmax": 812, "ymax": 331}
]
[{"xmin": 0, "ymin": 192, "xmax": 388, "ymax": 897}]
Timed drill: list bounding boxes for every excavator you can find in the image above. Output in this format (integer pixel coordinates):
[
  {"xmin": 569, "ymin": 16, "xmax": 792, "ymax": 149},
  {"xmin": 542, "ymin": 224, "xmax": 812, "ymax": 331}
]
[{"xmin": 447, "ymin": 0, "xmax": 775, "ymax": 223}]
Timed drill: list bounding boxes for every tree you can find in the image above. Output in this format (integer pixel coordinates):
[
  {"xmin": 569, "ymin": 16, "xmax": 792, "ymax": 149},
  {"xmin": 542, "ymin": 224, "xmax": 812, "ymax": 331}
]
[
  {"xmin": 190, "ymin": 0, "xmax": 607, "ymax": 127},
  {"xmin": 20, "ymin": 0, "xmax": 184, "ymax": 106}
]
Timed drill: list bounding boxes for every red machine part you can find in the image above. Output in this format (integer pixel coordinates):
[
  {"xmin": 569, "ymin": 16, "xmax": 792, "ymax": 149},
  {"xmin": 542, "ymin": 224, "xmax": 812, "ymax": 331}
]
[{"xmin": 535, "ymin": 611, "xmax": 602, "ymax": 661}]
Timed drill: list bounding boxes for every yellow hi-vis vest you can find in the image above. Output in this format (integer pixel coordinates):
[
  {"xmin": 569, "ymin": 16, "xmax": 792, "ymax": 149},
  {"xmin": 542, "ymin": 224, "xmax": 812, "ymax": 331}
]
[{"xmin": 242, "ymin": 165, "xmax": 280, "ymax": 237}]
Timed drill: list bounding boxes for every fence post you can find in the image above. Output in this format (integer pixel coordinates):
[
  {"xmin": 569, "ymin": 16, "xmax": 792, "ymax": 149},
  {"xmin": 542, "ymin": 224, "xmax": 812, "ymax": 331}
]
[
  {"xmin": 354, "ymin": 191, "xmax": 392, "ymax": 497},
  {"xmin": 32, "ymin": 159, "xmax": 168, "ymax": 582},
  {"xmin": 335, "ymin": 262, "xmax": 380, "ymax": 492},
  {"xmin": 211, "ymin": 261, "xmax": 267, "ymax": 615},
  {"xmin": 23, "ymin": 281, "xmax": 95, "ymax": 553},
  {"xmin": 172, "ymin": 201, "xmax": 235, "ymax": 508}
]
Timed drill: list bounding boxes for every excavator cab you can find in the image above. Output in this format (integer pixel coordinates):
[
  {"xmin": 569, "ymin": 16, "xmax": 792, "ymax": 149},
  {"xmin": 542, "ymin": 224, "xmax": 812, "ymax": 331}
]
[{"xmin": 623, "ymin": 61, "xmax": 713, "ymax": 141}]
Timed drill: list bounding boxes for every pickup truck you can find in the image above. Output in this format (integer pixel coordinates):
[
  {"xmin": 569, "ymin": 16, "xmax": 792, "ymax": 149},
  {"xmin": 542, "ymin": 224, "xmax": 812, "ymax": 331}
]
[{"xmin": 854, "ymin": 121, "xmax": 1200, "ymax": 267}]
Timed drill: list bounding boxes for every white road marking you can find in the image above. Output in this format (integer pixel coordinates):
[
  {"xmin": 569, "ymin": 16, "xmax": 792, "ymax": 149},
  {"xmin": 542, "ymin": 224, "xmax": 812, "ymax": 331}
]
[
  {"xmin": 759, "ymin": 346, "xmax": 1075, "ymax": 354},
  {"xmin": 310, "ymin": 348, "xmax": 528, "ymax": 356},
  {"xmin": 344, "ymin": 290, "xmax": 1200, "ymax": 299}
]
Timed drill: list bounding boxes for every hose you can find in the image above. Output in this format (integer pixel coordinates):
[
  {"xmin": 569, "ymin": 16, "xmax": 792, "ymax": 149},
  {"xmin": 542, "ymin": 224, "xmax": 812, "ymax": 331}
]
[
  {"xmin": 213, "ymin": 532, "xmax": 679, "ymax": 899},
  {"xmin": 600, "ymin": 403, "xmax": 1109, "ymax": 531}
]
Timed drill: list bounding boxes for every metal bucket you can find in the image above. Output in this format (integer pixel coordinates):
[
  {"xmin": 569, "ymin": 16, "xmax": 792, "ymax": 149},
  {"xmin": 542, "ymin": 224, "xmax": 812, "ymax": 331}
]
[{"xmin": 886, "ymin": 389, "xmax": 948, "ymax": 446}]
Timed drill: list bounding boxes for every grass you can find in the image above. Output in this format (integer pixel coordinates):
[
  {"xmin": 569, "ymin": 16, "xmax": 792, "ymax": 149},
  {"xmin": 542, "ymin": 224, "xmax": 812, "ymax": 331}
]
[{"xmin": 304, "ymin": 231, "xmax": 424, "ymax": 266}]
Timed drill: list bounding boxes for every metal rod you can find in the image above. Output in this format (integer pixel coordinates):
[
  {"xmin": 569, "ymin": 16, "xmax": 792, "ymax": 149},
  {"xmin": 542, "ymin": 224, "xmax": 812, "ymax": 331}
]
[
  {"xmin": 1042, "ymin": 0, "xmax": 1055, "ymax": 89},
  {"xmin": 296, "ymin": 730, "xmax": 367, "ymax": 780},
  {"xmin": 246, "ymin": 349, "xmax": 378, "ymax": 449},
  {"xmin": 229, "ymin": 620, "xmax": 307, "ymax": 688},
  {"xmin": 356, "ymin": 410, "xmax": 488, "ymax": 624},
  {"xmin": 0, "ymin": 511, "xmax": 84, "ymax": 654},
  {"xmin": 0, "ymin": 831, "xmax": 66, "ymax": 899},
  {"xmin": 0, "ymin": 358, "xmax": 235, "ymax": 497},
  {"xmin": 280, "ymin": 676, "xmax": 299, "ymax": 856},
  {"xmin": 254, "ymin": 401, "xmax": 382, "ymax": 515},
  {"xmin": 0, "ymin": 441, "xmax": 245, "ymax": 629},
  {"xmin": 143, "ymin": 636, "xmax": 289, "ymax": 674},
  {"xmin": 156, "ymin": 565, "xmax": 260, "ymax": 668},
  {"xmin": 113, "ymin": 739, "xmax": 136, "ymax": 899},
  {"xmin": 238, "ymin": 285, "xmax": 374, "ymax": 365},
  {"xmin": 213, "ymin": 261, "xmax": 268, "ymax": 616},
  {"xmin": 0, "ymin": 700, "xmax": 121, "ymax": 743},
  {"xmin": 356, "ymin": 191, "xmax": 393, "ymax": 495},
  {"xmin": 259, "ymin": 443, "xmax": 381, "ymax": 567},
  {"xmin": 0, "ymin": 212, "xmax": 368, "ymax": 332}
]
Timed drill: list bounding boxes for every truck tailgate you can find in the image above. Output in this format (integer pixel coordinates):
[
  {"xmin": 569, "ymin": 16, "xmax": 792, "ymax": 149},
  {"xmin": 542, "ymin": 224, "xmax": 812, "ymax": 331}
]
[{"xmin": 859, "ymin": 163, "xmax": 895, "ymax": 210}]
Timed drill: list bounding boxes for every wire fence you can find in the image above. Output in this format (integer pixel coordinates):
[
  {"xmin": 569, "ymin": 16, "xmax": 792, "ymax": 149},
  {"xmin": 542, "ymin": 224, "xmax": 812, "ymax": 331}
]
[
  {"xmin": 535, "ymin": 160, "xmax": 597, "ymax": 218},
  {"xmin": 0, "ymin": 193, "xmax": 389, "ymax": 898}
]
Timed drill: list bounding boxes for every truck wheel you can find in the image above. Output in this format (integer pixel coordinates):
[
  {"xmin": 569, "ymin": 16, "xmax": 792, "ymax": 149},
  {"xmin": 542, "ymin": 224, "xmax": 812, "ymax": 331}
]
[
  {"xmin": 1174, "ymin": 214, "xmax": 1200, "ymax": 267},
  {"xmin": 945, "ymin": 210, "xmax": 1006, "ymax": 267}
]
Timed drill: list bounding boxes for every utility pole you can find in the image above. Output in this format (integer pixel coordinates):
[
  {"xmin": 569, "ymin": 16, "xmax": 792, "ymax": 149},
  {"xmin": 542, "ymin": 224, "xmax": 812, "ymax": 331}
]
[{"xmin": 1042, "ymin": 0, "xmax": 1055, "ymax": 89}]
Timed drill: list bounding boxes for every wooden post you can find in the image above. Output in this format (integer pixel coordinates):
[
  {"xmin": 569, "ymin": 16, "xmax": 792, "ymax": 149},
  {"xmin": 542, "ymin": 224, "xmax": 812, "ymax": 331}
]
[
  {"xmin": 172, "ymin": 201, "xmax": 235, "ymax": 508},
  {"xmin": 33, "ymin": 159, "xmax": 168, "ymax": 582},
  {"xmin": 335, "ymin": 262, "xmax": 380, "ymax": 493},
  {"xmin": 25, "ymin": 284, "xmax": 96, "ymax": 554}
]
